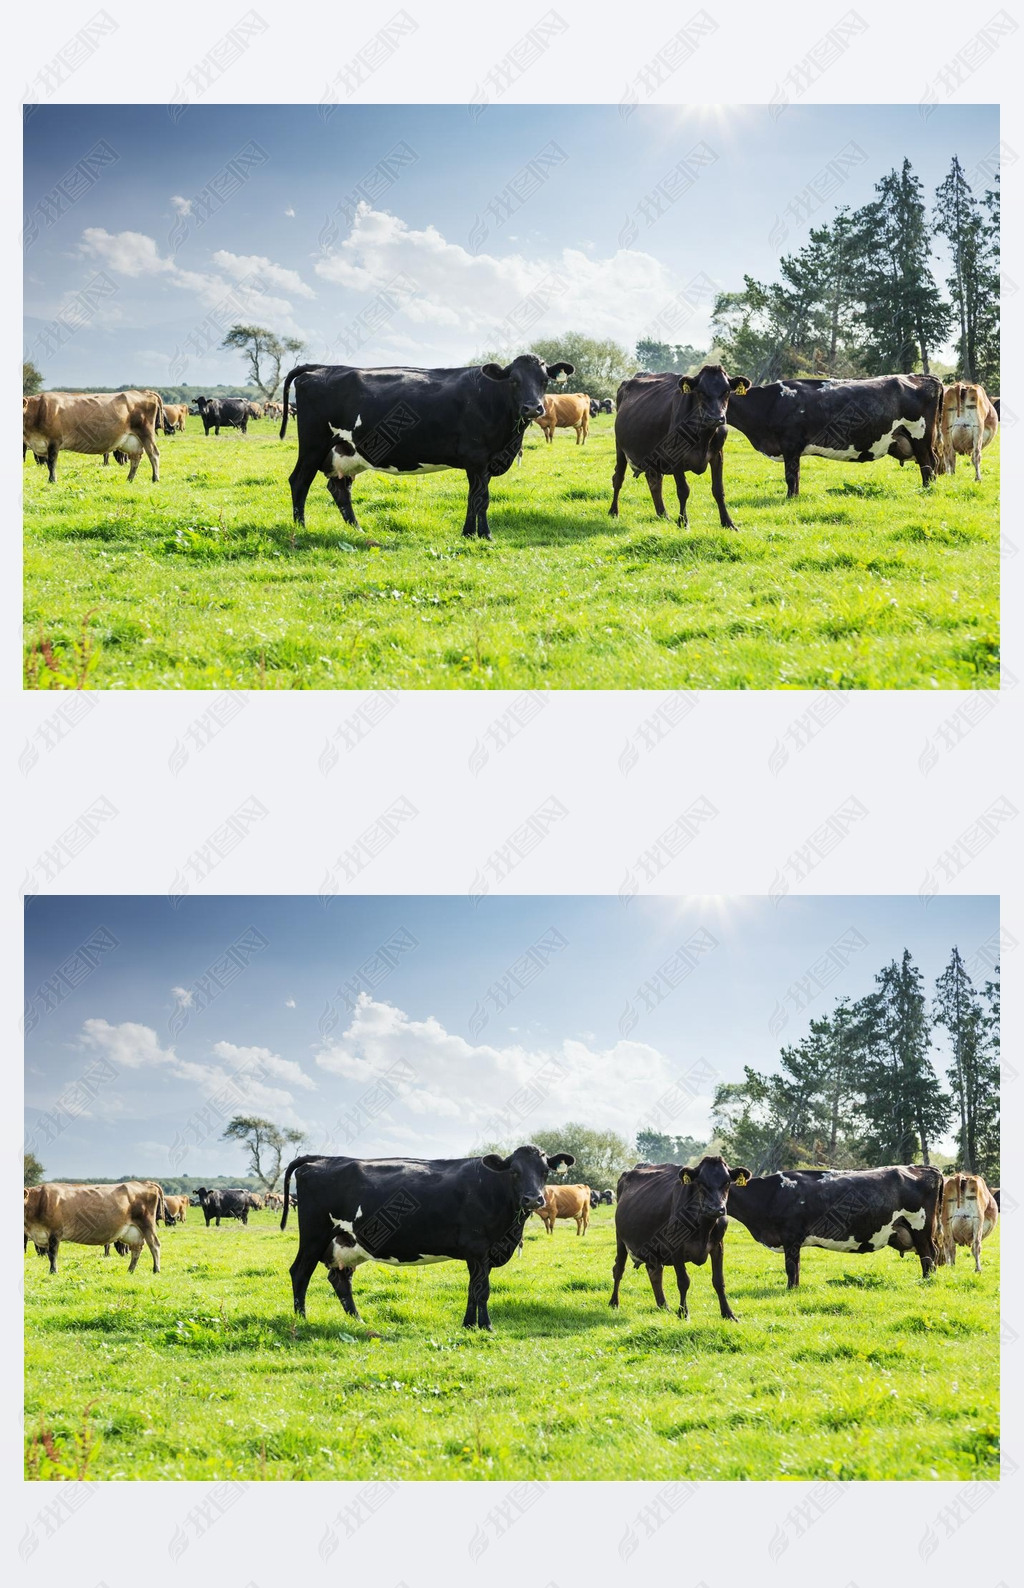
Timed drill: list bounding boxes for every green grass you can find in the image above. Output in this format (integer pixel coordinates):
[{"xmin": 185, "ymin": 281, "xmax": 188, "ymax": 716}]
[
  {"xmin": 24, "ymin": 1207, "xmax": 999, "ymax": 1480},
  {"xmin": 24, "ymin": 417, "xmax": 999, "ymax": 689}
]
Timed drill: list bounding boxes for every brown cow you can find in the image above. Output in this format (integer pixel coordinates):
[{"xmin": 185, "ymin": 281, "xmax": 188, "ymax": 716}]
[
  {"xmin": 264, "ymin": 401, "xmax": 283, "ymax": 419},
  {"xmin": 536, "ymin": 392, "xmax": 590, "ymax": 445},
  {"xmin": 23, "ymin": 390, "xmax": 163, "ymax": 483},
  {"xmin": 247, "ymin": 401, "xmax": 264, "ymax": 420},
  {"xmin": 938, "ymin": 382, "xmax": 998, "ymax": 481},
  {"xmin": 939, "ymin": 1172, "xmax": 999, "ymax": 1271},
  {"xmin": 25, "ymin": 1181, "xmax": 164, "ymax": 1274},
  {"xmin": 537, "ymin": 1183, "xmax": 590, "ymax": 1235},
  {"xmin": 162, "ymin": 1194, "xmax": 188, "ymax": 1223},
  {"xmin": 161, "ymin": 402, "xmax": 189, "ymax": 434}
]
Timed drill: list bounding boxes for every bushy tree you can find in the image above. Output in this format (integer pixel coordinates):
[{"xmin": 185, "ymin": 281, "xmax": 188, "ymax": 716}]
[
  {"xmin": 473, "ymin": 1121, "xmax": 632, "ymax": 1191},
  {"xmin": 23, "ymin": 361, "xmax": 43, "ymax": 395},
  {"xmin": 635, "ymin": 1129, "xmax": 707, "ymax": 1163},
  {"xmin": 221, "ymin": 1116, "xmax": 306, "ymax": 1192},
  {"xmin": 856, "ymin": 951, "xmax": 949, "ymax": 1164},
  {"xmin": 934, "ymin": 948, "xmax": 999, "ymax": 1176},
  {"xmin": 24, "ymin": 1151, "xmax": 45, "ymax": 1186},
  {"xmin": 221, "ymin": 325, "xmax": 306, "ymax": 402},
  {"xmin": 635, "ymin": 340, "xmax": 706, "ymax": 375}
]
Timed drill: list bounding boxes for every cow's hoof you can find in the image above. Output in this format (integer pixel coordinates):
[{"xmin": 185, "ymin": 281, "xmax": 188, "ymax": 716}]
[
  {"xmin": 478, "ymin": 529, "xmax": 492, "ymax": 541},
  {"xmin": 462, "ymin": 527, "xmax": 475, "ymax": 538}
]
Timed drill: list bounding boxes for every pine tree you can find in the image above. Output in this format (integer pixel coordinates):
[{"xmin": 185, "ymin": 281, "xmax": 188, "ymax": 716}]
[
  {"xmin": 933, "ymin": 156, "xmax": 987, "ymax": 381},
  {"xmin": 856, "ymin": 159, "xmax": 949, "ymax": 374},
  {"xmin": 976, "ymin": 176, "xmax": 1000, "ymax": 389},
  {"xmin": 777, "ymin": 209, "xmax": 868, "ymax": 375},
  {"xmin": 935, "ymin": 951, "xmax": 999, "ymax": 1176},
  {"xmin": 856, "ymin": 951, "xmax": 949, "ymax": 1163}
]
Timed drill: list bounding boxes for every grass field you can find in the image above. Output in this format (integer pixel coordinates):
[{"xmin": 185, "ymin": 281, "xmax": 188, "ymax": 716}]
[
  {"xmin": 23, "ymin": 417, "xmax": 999, "ymax": 690},
  {"xmin": 24, "ymin": 1204, "xmax": 999, "ymax": 1481}
]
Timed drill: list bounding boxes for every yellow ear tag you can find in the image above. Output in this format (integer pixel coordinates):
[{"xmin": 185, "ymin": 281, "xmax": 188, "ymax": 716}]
[{"xmin": 735, "ymin": 1173, "xmax": 749, "ymax": 1186}]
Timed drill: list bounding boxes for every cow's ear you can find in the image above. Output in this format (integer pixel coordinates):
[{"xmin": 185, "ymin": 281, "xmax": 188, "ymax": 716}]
[
  {"xmin": 481, "ymin": 1153, "xmax": 512, "ymax": 1172},
  {"xmin": 481, "ymin": 362, "xmax": 511, "ymax": 382},
  {"xmin": 546, "ymin": 361, "xmax": 575, "ymax": 378},
  {"xmin": 679, "ymin": 1167, "xmax": 695, "ymax": 1184},
  {"xmin": 729, "ymin": 376, "xmax": 752, "ymax": 395},
  {"xmin": 729, "ymin": 1166, "xmax": 752, "ymax": 1186},
  {"xmin": 678, "ymin": 377, "xmax": 694, "ymax": 393},
  {"xmin": 546, "ymin": 1152, "xmax": 576, "ymax": 1169}
]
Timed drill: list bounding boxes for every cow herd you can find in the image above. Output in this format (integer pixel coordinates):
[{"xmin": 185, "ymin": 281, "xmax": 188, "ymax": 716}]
[
  {"xmin": 24, "ymin": 1150, "xmax": 999, "ymax": 1337},
  {"xmin": 23, "ymin": 357, "xmax": 998, "ymax": 544}
]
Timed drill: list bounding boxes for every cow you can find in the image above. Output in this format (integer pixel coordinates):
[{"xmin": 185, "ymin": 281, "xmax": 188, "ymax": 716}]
[
  {"xmin": 599, "ymin": 398, "xmax": 614, "ymax": 415},
  {"xmin": 726, "ymin": 1164, "xmax": 943, "ymax": 1287},
  {"xmin": 24, "ymin": 1181, "xmax": 163, "ymax": 1274},
  {"xmin": 589, "ymin": 398, "xmax": 601, "ymax": 418},
  {"xmin": 609, "ymin": 366, "xmax": 751, "ymax": 530},
  {"xmin": 246, "ymin": 1191, "xmax": 265, "ymax": 1211},
  {"xmin": 264, "ymin": 401, "xmax": 283, "ymax": 419},
  {"xmin": 600, "ymin": 1189, "xmax": 615, "ymax": 1205},
  {"xmin": 992, "ymin": 1187, "xmax": 1001, "ymax": 1210},
  {"xmin": 161, "ymin": 1194, "xmax": 188, "ymax": 1224},
  {"xmin": 161, "ymin": 402, "xmax": 189, "ymax": 434},
  {"xmin": 938, "ymin": 382, "xmax": 998, "ymax": 481},
  {"xmin": 610, "ymin": 1156, "xmax": 751, "ymax": 1320},
  {"xmin": 938, "ymin": 1172, "xmax": 999, "ymax": 1271},
  {"xmin": 537, "ymin": 1184, "xmax": 591, "ymax": 1235},
  {"xmin": 264, "ymin": 1191, "xmax": 284, "ymax": 1210},
  {"xmin": 536, "ymin": 392, "xmax": 590, "ymax": 444},
  {"xmin": 281, "ymin": 1144, "xmax": 575, "ymax": 1331},
  {"xmin": 246, "ymin": 401, "xmax": 264, "ymax": 420},
  {"xmin": 194, "ymin": 1186, "xmax": 250, "ymax": 1226},
  {"xmin": 23, "ymin": 390, "xmax": 163, "ymax": 483},
  {"xmin": 195, "ymin": 396, "xmax": 249, "ymax": 435},
  {"xmin": 724, "ymin": 373, "xmax": 943, "ymax": 497},
  {"xmin": 279, "ymin": 354, "xmax": 575, "ymax": 540}
]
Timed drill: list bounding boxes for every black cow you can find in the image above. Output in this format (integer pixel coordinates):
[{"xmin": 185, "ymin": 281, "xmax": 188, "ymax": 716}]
[
  {"xmin": 599, "ymin": 398, "xmax": 614, "ymax": 415},
  {"xmin": 589, "ymin": 398, "xmax": 601, "ymax": 417},
  {"xmin": 600, "ymin": 1189, "xmax": 615, "ymax": 1205},
  {"xmin": 281, "ymin": 1144, "xmax": 575, "ymax": 1331},
  {"xmin": 609, "ymin": 366, "xmax": 751, "ymax": 530},
  {"xmin": 195, "ymin": 1186, "xmax": 250, "ymax": 1226},
  {"xmin": 195, "ymin": 396, "xmax": 249, "ymax": 436},
  {"xmin": 727, "ymin": 1165, "xmax": 943, "ymax": 1287},
  {"xmin": 610, "ymin": 1156, "xmax": 751, "ymax": 1321},
  {"xmin": 724, "ymin": 374, "xmax": 943, "ymax": 497},
  {"xmin": 279, "ymin": 354, "xmax": 574, "ymax": 540}
]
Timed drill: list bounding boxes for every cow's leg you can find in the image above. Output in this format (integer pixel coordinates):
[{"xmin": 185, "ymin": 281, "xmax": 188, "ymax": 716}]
[
  {"xmin": 783, "ymin": 452, "xmax": 801, "ymax": 498},
  {"xmin": 646, "ymin": 1262, "xmax": 669, "ymax": 1310},
  {"xmin": 910, "ymin": 1219, "xmax": 938, "ymax": 1278},
  {"xmin": 126, "ymin": 1242, "xmax": 143, "ymax": 1275},
  {"xmin": 288, "ymin": 452, "xmax": 322, "ymax": 527},
  {"xmin": 645, "ymin": 470, "xmax": 668, "ymax": 519},
  {"xmin": 783, "ymin": 1244, "xmax": 801, "ymax": 1288},
  {"xmin": 103, "ymin": 1244, "xmax": 111, "ymax": 1257},
  {"xmin": 141, "ymin": 431, "xmax": 160, "ymax": 483},
  {"xmin": 45, "ymin": 441, "xmax": 59, "ymax": 484},
  {"xmin": 672, "ymin": 471, "xmax": 691, "ymax": 529},
  {"xmin": 289, "ymin": 1244, "xmax": 321, "ymax": 1317},
  {"xmin": 910, "ymin": 432, "xmax": 936, "ymax": 487},
  {"xmin": 102, "ymin": 453, "xmax": 110, "ymax": 466},
  {"xmin": 326, "ymin": 475, "xmax": 360, "ymax": 527},
  {"xmin": 710, "ymin": 1238, "xmax": 738, "ymax": 1321},
  {"xmin": 673, "ymin": 1263, "xmax": 691, "ymax": 1320},
  {"xmin": 464, "ymin": 1258, "xmax": 492, "ymax": 1329},
  {"xmin": 463, "ymin": 471, "xmax": 493, "ymax": 540},
  {"xmin": 973, "ymin": 439, "xmax": 983, "ymax": 483},
  {"xmin": 327, "ymin": 1264, "xmax": 363, "ymax": 1318},
  {"xmin": 143, "ymin": 1224, "xmax": 161, "ymax": 1273},
  {"xmin": 609, "ymin": 449, "xmax": 627, "ymax": 517},
  {"xmin": 709, "ymin": 447, "xmax": 737, "ymax": 529},
  {"xmin": 46, "ymin": 1234, "xmax": 60, "ymax": 1274},
  {"xmin": 609, "ymin": 1239, "xmax": 628, "ymax": 1307},
  {"xmin": 973, "ymin": 1230, "xmax": 983, "ymax": 1272}
]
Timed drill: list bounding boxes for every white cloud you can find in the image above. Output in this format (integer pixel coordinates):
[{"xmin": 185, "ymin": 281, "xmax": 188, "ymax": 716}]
[
  {"xmin": 285, "ymin": 999, "xmax": 296, "ymax": 1009},
  {"xmin": 171, "ymin": 986, "xmax": 193, "ymax": 1010},
  {"xmin": 80, "ymin": 228, "xmax": 175, "ymax": 277},
  {"xmin": 284, "ymin": 206, "xmax": 295, "ymax": 218},
  {"xmin": 81, "ymin": 1018, "xmax": 175, "ymax": 1069},
  {"xmin": 314, "ymin": 994, "xmax": 711, "ymax": 1146},
  {"xmin": 313, "ymin": 202, "xmax": 689, "ymax": 346},
  {"xmin": 170, "ymin": 195, "xmax": 193, "ymax": 217},
  {"xmin": 212, "ymin": 1039, "xmax": 316, "ymax": 1091},
  {"xmin": 211, "ymin": 249, "xmax": 315, "ymax": 299}
]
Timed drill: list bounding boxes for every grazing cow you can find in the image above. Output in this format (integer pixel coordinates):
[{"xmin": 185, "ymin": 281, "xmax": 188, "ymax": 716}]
[
  {"xmin": 599, "ymin": 398, "xmax": 614, "ymax": 415},
  {"xmin": 161, "ymin": 1195, "xmax": 188, "ymax": 1224},
  {"xmin": 195, "ymin": 396, "xmax": 249, "ymax": 435},
  {"xmin": 727, "ymin": 1164, "xmax": 943, "ymax": 1287},
  {"xmin": 280, "ymin": 354, "xmax": 574, "ymax": 540},
  {"xmin": 600, "ymin": 1189, "xmax": 615, "ymax": 1205},
  {"xmin": 23, "ymin": 390, "xmax": 163, "ymax": 483},
  {"xmin": 161, "ymin": 402, "xmax": 189, "ymax": 434},
  {"xmin": 246, "ymin": 401, "xmax": 264, "ymax": 420},
  {"xmin": 281, "ymin": 1144, "xmax": 575, "ymax": 1331},
  {"xmin": 938, "ymin": 382, "xmax": 998, "ymax": 481},
  {"xmin": 195, "ymin": 1186, "xmax": 250, "ymax": 1226},
  {"xmin": 24, "ymin": 1181, "xmax": 163, "ymax": 1274},
  {"xmin": 610, "ymin": 366, "xmax": 751, "ymax": 530},
  {"xmin": 589, "ymin": 398, "xmax": 601, "ymax": 418},
  {"xmin": 536, "ymin": 392, "xmax": 590, "ymax": 444},
  {"xmin": 724, "ymin": 373, "xmax": 943, "ymax": 497},
  {"xmin": 264, "ymin": 401, "xmax": 283, "ymax": 419},
  {"xmin": 538, "ymin": 1184, "xmax": 591, "ymax": 1235},
  {"xmin": 611, "ymin": 1156, "xmax": 751, "ymax": 1320},
  {"xmin": 246, "ymin": 1191, "xmax": 265, "ymax": 1210},
  {"xmin": 939, "ymin": 1172, "xmax": 999, "ymax": 1271}
]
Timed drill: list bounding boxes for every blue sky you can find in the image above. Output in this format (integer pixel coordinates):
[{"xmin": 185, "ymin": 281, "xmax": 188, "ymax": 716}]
[
  {"xmin": 24, "ymin": 104, "xmax": 998, "ymax": 387},
  {"xmin": 24, "ymin": 895, "xmax": 998, "ymax": 1179}
]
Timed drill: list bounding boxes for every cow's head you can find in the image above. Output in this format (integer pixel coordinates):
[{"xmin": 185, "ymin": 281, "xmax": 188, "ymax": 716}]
[
  {"xmin": 679, "ymin": 366, "xmax": 751, "ymax": 435},
  {"xmin": 481, "ymin": 1143, "xmax": 576, "ymax": 1212},
  {"xmin": 678, "ymin": 1156, "xmax": 751, "ymax": 1222},
  {"xmin": 480, "ymin": 355, "xmax": 576, "ymax": 423}
]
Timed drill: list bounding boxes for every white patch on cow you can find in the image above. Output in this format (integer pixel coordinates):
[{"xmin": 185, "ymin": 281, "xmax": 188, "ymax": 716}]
[
  {"xmin": 379, "ymin": 462, "xmax": 451, "ymax": 476},
  {"xmin": 327, "ymin": 1207, "xmax": 448, "ymax": 1269},
  {"xmin": 803, "ymin": 414, "xmax": 926, "ymax": 463},
  {"xmin": 114, "ymin": 432, "xmax": 142, "ymax": 454},
  {"xmin": 803, "ymin": 1205, "xmax": 926, "ymax": 1253}
]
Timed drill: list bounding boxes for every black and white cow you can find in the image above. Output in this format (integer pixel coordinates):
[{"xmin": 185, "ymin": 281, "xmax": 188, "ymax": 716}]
[
  {"xmin": 195, "ymin": 396, "xmax": 249, "ymax": 436},
  {"xmin": 724, "ymin": 374, "xmax": 943, "ymax": 497},
  {"xmin": 726, "ymin": 1164, "xmax": 943, "ymax": 1287},
  {"xmin": 281, "ymin": 1144, "xmax": 575, "ymax": 1331},
  {"xmin": 609, "ymin": 366, "xmax": 751, "ymax": 530},
  {"xmin": 194, "ymin": 1186, "xmax": 250, "ymax": 1226},
  {"xmin": 610, "ymin": 1156, "xmax": 752, "ymax": 1321},
  {"xmin": 279, "ymin": 355, "xmax": 574, "ymax": 540}
]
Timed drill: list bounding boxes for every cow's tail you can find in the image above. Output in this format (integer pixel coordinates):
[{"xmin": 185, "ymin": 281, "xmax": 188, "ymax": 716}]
[
  {"xmin": 280, "ymin": 1154, "xmax": 317, "ymax": 1228},
  {"xmin": 928, "ymin": 1165, "xmax": 946, "ymax": 1266},
  {"xmin": 153, "ymin": 393, "xmax": 165, "ymax": 435},
  {"xmin": 279, "ymin": 365, "xmax": 314, "ymax": 438},
  {"xmin": 926, "ymin": 375, "xmax": 945, "ymax": 476}
]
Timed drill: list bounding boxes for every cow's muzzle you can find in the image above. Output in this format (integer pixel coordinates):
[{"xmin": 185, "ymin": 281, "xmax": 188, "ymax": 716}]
[
  {"xmin": 523, "ymin": 1194, "xmax": 546, "ymax": 1211},
  {"xmin": 523, "ymin": 403, "xmax": 546, "ymax": 421}
]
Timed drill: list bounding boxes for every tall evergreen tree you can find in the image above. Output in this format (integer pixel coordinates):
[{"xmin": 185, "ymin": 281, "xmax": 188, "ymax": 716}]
[
  {"xmin": 977, "ymin": 968, "xmax": 1000, "ymax": 1178},
  {"xmin": 856, "ymin": 951, "xmax": 949, "ymax": 1163},
  {"xmin": 976, "ymin": 175, "xmax": 1001, "ymax": 389},
  {"xmin": 856, "ymin": 159, "xmax": 949, "ymax": 373},
  {"xmin": 777, "ymin": 209, "xmax": 868, "ymax": 375},
  {"xmin": 933, "ymin": 156, "xmax": 988, "ymax": 381}
]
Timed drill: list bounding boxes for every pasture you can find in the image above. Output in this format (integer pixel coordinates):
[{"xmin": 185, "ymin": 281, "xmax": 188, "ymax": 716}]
[
  {"xmin": 24, "ymin": 1204, "xmax": 999, "ymax": 1481},
  {"xmin": 23, "ymin": 416, "xmax": 999, "ymax": 690}
]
